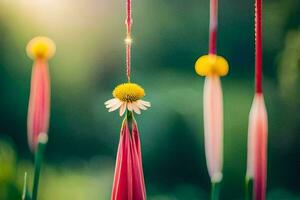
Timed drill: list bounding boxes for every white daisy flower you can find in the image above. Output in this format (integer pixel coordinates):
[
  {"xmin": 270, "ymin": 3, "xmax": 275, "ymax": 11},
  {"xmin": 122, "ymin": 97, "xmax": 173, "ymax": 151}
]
[{"xmin": 105, "ymin": 83, "xmax": 151, "ymax": 116}]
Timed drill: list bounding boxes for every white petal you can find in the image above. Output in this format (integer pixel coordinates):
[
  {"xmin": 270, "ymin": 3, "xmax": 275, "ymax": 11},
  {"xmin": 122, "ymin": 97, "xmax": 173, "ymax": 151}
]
[
  {"xmin": 127, "ymin": 103, "xmax": 133, "ymax": 111},
  {"xmin": 108, "ymin": 101, "xmax": 123, "ymax": 112},
  {"xmin": 105, "ymin": 98, "xmax": 117, "ymax": 105},
  {"xmin": 119, "ymin": 102, "xmax": 127, "ymax": 116},
  {"xmin": 132, "ymin": 103, "xmax": 141, "ymax": 114},
  {"xmin": 140, "ymin": 100, "xmax": 151, "ymax": 107},
  {"xmin": 136, "ymin": 101, "xmax": 147, "ymax": 110},
  {"xmin": 106, "ymin": 99, "xmax": 121, "ymax": 108}
]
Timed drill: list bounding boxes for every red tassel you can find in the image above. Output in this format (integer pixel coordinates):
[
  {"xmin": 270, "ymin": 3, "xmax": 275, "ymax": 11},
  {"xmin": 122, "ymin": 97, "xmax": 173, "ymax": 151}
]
[{"xmin": 111, "ymin": 118, "xmax": 146, "ymax": 200}]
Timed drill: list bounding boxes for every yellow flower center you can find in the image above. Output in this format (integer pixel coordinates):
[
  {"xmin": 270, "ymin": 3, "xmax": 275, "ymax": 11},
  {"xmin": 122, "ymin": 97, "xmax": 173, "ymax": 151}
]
[
  {"xmin": 195, "ymin": 54, "xmax": 229, "ymax": 76},
  {"xmin": 26, "ymin": 37, "xmax": 56, "ymax": 60},
  {"xmin": 113, "ymin": 83, "xmax": 145, "ymax": 102}
]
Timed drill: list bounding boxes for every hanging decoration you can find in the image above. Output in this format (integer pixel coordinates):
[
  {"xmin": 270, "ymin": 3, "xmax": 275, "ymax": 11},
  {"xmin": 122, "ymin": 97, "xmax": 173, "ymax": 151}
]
[
  {"xmin": 194, "ymin": 0, "xmax": 229, "ymax": 199},
  {"xmin": 23, "ymin": 36, "xmax": 56, "ymax": 200},
  {"xmin": 104, "ymin": 0, "xmax": 150, "ymax": 199},
  {"xmin": 246, "ymin": 0, "xmax": 268, "ymax": 199}
]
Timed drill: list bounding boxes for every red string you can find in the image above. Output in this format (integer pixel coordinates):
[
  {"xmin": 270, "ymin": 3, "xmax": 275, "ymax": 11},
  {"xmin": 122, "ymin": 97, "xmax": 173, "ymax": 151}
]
[
  {"xmin": 255, "ymin": 0, "xmax": 263, "ymax": 93},
  {"xmin": 126, "ymin": 0, "xmax": 132, "ymax": 82},
  {"xmin": 209, "ymin": 0, "xmax": 218, "ymax": 55}
]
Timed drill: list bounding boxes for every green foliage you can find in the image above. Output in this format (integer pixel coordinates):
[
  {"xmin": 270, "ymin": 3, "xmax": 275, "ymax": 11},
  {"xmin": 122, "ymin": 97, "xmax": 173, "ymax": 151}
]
[
  {"xmin": 278, "ymin": 30, "xmax": 300, "ymax": 105},
  {"xmin": 0, "ymin": 139, "xmax": 21, "ymax": 200}
]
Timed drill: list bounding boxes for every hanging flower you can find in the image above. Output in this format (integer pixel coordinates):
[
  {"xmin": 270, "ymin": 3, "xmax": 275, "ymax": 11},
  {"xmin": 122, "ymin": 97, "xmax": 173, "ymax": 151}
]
[
  {"xmin": 107, "ymin": 0, "xmax": 149, "ymax": 199},
  {"xmin": 105, "ymin": 83, "xmax": 151, "ymax": 116},
  {"xmin": 26, "ymin": 36, "xmax": 55, "ymax": 152},
  {"xmin": 111, "ymin": 115, "xmax": 146, "ymax": 200},
  {"xmin": 195, "ymin": 54, "xmax": 229, "ymax": 183}
]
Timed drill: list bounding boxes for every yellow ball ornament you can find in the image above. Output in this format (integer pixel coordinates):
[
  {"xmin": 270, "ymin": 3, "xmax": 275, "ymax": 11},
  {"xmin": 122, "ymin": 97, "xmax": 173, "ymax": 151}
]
[
  {"xmin": 195, "ymin": 54, "xmax": 229, "ymax": 76},
  {"xmin": 26, "ymin": 37, "xmax": 56, "ymax": 60}
]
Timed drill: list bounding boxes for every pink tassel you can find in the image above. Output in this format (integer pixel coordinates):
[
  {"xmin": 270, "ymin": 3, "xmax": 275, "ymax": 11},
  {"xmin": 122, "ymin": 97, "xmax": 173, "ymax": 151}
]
[
  {"xmin": 247, "ymin": 94, "xmax": 268, "ymax": 200},
  {"xmin": 203, "ymin": 76, "xmax": 223, "ymax": 183},
  {"xmin": 27, "ymin": 59, "xmax": 51, "ymax": 152},
  {"xmin": 111, "ymin": 119, "xmax": 146, "ymax": 200}
]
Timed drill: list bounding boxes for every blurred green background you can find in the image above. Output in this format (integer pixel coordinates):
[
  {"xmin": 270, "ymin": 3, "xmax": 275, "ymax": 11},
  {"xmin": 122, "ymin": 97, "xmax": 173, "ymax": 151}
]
[{"xmin": 0, "ymin": 0, "xmax": 299, "ymax": 199}]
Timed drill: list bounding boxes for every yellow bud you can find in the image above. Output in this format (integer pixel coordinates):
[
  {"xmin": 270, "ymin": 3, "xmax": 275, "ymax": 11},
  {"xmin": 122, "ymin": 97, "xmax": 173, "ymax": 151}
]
[
  {"xmin": 26, "ymin": 37, "xmax": 56, "ymax": 60},
  {"xmin": 195, "ymin": 54, "xmax": 229, "ymax": 77}
]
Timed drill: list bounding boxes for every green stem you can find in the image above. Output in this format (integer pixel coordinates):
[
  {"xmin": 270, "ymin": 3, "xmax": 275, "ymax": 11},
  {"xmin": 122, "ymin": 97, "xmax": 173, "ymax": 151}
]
[
  {"xmin": 245, "ymin": 177, "xmax": 253, "ymax": 200},
  {"xmin": 126, "ymin": 110, "xmax": 133, "ymax": 132},
  {"xmin": 32, "ymin": 133, "xmax": 48, "ymax": 200},
  {"xmin": 22, "ymin": 172, "xmax": 31, "ymax": 200},
  {"xmin": 211, "ymin": 181, "xmax": 221, "ymax": 200}
]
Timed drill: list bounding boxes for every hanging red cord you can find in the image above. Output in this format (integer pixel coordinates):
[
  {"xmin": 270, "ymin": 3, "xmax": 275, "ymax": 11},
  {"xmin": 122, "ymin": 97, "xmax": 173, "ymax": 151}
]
[
  {"xmin": 255, "ymin": 0, "xmax": 263, "ymax": 93},
  {"xmin": 125, "ymin": 0, "xmax": 132, "ymax": 82},
  {"xmin": 209, "ymin": 0, "xmax": 218, "ymax": 55}
]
